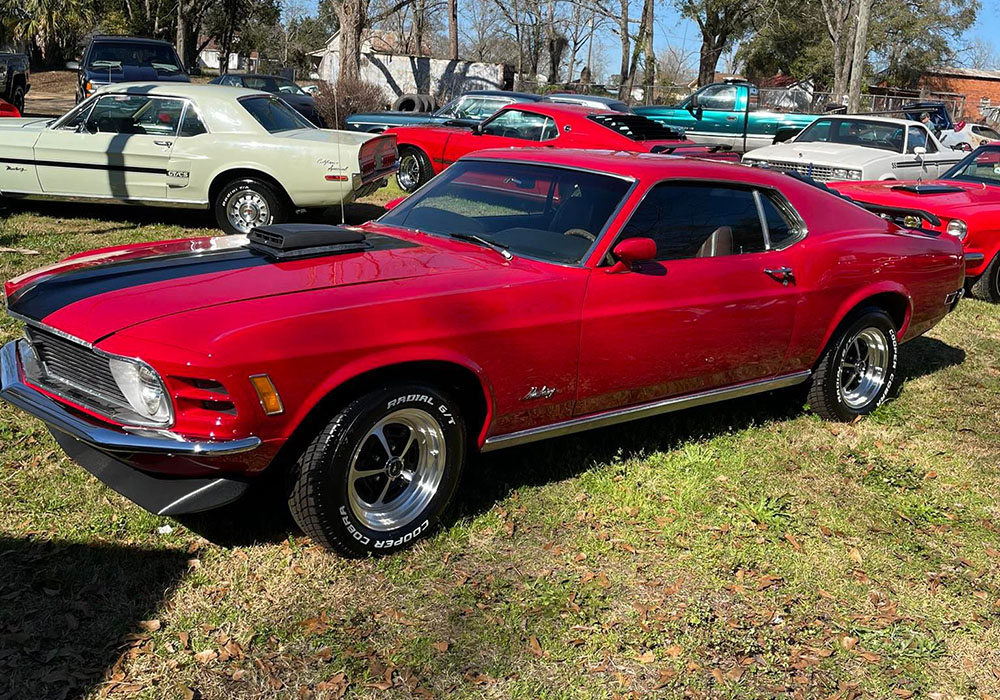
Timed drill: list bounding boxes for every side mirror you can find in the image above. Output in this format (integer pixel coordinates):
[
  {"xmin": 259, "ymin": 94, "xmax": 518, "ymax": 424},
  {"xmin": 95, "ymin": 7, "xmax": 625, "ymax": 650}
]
[
  {"xmin": 187, "ymin": 66, "xmax": 202, "ymax": 76},
  {"xmin": 65, "ymin": 60, "xmax": 80, "ymax": 71},
  {"xmin": 688, "ymin": 94, "xmax": 698, "ymax": 111},
  {"xmin": 913, "ymin": 145, "xmax": 927, "ymax": 158},
  {"xmin": 607, "ymin": 237, "xmax": 657, "ymax": 274},
  {"xmin": 383, "ymin": 195, "xmax": 406, "ymax": 211}
]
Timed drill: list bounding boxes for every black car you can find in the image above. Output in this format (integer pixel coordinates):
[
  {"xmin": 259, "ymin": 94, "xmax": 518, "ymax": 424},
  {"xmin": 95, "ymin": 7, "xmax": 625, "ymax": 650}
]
[
  {"xmin": 70, "ymin": 36, "xmax": 194, "ymax": 104},
  {"xmin": 211, "ymin": 74, "xmax": 324, "ymax": 126},
  {"xmin": 0, "ymin": 52, "xmax": 29, "ymax": 113}
]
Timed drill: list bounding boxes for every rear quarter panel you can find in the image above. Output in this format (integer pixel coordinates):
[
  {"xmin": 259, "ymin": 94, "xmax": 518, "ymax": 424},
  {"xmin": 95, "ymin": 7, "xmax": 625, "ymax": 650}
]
[{"xmin": 388, "ymin": 127, "xmax": 452, "ymax": 174}]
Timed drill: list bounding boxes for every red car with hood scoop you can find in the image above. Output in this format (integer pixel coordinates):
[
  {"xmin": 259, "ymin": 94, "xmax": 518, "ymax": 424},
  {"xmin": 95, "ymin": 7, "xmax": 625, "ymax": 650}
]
[
  {"xmin": 830, "ymin": 143, "xmax": 1000, "ymax": 302},
  {"xmin": 1, "ymin": 149, "xmax": 964, "ymax": 556},
  {"xmin": 387, "ymin": 102, "xmax": 739, "ymax": 192}
]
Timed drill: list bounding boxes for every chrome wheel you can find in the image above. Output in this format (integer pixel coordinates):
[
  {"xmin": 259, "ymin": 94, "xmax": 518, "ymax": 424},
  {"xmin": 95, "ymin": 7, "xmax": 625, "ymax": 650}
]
[
  {"xmin": 397, "ymin": 153, "xmax": 421, "ymax": 191},
  {"xmin": 227, "ymin": 191, "xmax": 271, "ymax": 233},
  {"xmin": 839, "ymin": 327, "xmax": 890, "ymax": 409},
  {"xmin": 347, "ymin": 408, "xmax": 447, "ymax": 532}
]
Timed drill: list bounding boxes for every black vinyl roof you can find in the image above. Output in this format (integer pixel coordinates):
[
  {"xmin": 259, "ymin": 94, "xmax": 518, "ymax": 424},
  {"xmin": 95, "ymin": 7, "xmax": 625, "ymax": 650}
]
[{"xmin": 588, "ymin": 113, "xmax": 683, "ymax": 141}]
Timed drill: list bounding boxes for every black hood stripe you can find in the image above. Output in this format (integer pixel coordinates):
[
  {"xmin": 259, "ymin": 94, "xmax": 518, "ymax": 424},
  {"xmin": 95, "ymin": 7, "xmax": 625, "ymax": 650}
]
[
  {"xmin": 7, "ymin": 234, "xmax": 418, "ymax": 322},
  {"xmin": 7, "ymin": 248, "xmax": 270, "ymax": 321}
]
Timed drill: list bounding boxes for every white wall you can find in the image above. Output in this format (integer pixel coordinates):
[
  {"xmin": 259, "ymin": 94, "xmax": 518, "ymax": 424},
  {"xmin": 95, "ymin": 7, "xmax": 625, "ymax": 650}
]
[{"xmin": 198, "ymin": 49, "xmax": 243, "ymax": 72}]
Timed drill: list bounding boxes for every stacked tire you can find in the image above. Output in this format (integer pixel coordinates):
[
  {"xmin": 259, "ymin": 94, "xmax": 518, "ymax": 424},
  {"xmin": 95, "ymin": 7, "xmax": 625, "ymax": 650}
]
[{"xmin": 392, "ymin": 94, "xmax": 438, "ymax": 113}]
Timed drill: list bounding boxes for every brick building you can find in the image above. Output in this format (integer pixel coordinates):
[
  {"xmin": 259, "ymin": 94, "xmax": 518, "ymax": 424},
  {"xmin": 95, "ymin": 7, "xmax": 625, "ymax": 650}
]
[{"xmin": 919, "ymin": 67, "xmax": 1000, "ymax": 123}]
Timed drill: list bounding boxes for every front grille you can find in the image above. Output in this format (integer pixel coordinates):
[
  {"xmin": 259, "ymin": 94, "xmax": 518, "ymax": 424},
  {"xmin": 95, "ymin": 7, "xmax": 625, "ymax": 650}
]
[
  {"xmin": 752, "ymin": 160, "xmax": 836, "ymax": 182},
  {"xmin": 25, "ymin": 326, "xmax": 128, "ymax": 411}
]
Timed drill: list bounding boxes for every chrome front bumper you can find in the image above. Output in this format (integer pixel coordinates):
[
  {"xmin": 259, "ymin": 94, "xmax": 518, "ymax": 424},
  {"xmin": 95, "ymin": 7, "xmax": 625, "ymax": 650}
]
[{"xmin": 1, "ymin": 339, "xmax": 259, "ymax": 515}]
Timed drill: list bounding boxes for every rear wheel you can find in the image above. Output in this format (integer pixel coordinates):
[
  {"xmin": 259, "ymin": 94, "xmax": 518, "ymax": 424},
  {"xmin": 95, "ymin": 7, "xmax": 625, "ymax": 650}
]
[
  {"xmin": 213, "ymin": 177, "xmax": 288, "ymax": 235},
  {"xmin": 807, "ymin": 308, "xmax": 898, "ymax": 421},
  {"xmin": 288, "ymin": 383, "xmax": 466, "ymax": 556},
  {"xmin": 396, "ymin": 147, "xmax": 433, "ymax": 193},
  {"xmin": 969, "ymin": 253, "xmax": 1000, "ymax": 303},
  {"xmin": 10, "ymin": 84, "xmax": 24, "ymax": 114}
]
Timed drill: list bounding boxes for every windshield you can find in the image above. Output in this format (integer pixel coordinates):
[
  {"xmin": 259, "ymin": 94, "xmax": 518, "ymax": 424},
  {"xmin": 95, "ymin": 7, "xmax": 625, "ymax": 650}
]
[
  {"xmin": 379, "ymin": 160, "xmax": 632, "ymax": 264},
  {"xmin": 274, "ymin": 77, "xmax": 307, "ymax": 95},
  {"xmin": 88, "ymin": 42, "xmax": 182, "ymax": 73},
  {"xmin": 239, "ymin": 95, "xmax": 315, "ymax": 133},
  {"xmin": 795, "ymin": 118, "xmax": 906, "ymax": 153},
  {"xmin": 942, "ymin": 145, "xmax": 1000, "ymax": 186}
]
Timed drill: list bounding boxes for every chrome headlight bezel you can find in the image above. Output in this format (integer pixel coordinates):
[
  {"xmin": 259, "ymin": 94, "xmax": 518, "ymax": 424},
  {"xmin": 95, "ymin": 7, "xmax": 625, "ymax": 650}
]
[
  {"xmin": 945, "ymin": 218, "xmax": 968, "ymax": 240},
  {"xmin": 108, "ymin": 356, "xmax": 173, "ymax": 426}
]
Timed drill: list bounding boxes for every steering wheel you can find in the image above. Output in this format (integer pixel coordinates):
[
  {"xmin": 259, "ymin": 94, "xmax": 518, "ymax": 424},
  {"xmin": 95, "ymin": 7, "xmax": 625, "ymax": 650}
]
[{"xmin": 564, "ymin": 228, "xmax": 596, "ymax": 242}]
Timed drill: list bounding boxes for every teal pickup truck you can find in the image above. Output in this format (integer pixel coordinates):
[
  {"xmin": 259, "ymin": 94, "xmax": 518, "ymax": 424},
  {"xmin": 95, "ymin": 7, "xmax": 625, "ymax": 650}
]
[{"xmin": 634, "ymin": 81, "xmax": 831, "ymax": 154}]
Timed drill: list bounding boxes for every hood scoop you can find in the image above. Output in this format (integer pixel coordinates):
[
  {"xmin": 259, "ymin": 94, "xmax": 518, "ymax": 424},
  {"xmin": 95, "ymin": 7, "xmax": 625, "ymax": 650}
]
[
  {"xmin": 890, "ymin": 184, "xmax": 966, "ymax": 195},
  {"xmin": 249, "ymin": 224, "xmax": 371, "ymax": 260}
]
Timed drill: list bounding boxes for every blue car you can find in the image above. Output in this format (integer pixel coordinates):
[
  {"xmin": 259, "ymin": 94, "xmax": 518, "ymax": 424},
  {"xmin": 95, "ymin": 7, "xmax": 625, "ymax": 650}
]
[
  {"xmin": 211, "ymin": 73, "xmax": 324, "ymax": 126},
  {"xmin": 345, "ymin": 90, "xmax": 542, "ymax": 133},
  {"xmin": 70, "ymin": 36, "xmax": 194, "ymax": 104}
]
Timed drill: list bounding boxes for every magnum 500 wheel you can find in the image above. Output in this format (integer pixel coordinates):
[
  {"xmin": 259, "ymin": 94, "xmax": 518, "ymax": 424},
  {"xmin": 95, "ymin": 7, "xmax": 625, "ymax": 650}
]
[
  {"xmin": 288, "ymin": 384, "xmax": 466, "ymax": 556},
  {"xmin": 807, "ymin": 308, "xmax": 898, "ymax": 421}
]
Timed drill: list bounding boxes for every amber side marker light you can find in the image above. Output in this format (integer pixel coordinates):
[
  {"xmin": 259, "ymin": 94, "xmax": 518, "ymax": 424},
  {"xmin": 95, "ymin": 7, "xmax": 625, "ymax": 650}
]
[{"xmin": 250, "ymin": 374, "xmax": 284, "ymax": 415}]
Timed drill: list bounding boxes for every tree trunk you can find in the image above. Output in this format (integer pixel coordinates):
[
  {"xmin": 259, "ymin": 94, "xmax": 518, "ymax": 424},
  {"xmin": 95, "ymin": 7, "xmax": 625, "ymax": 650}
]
[
  {"xmin": 697, "ymin": 37, "xmax": 725, "ymax": 87},
  {"xmin": 617, "ymin": 0, "xmax": 629, "ymax": 99},
  {"xmin": 448, "ymin": 0, "xmax": 458, "ymax": 60},
  {"xmin": 176, "ymin": 7, "xmax": 188, "ymax": 69},
  {"xmin": 847, "ymin": 0, "xmax": 871, "ymax": 113},
  {"xmin": 642, "ymin": 0, "xmax": 654, "ymax": 99},
  {"xmin": 337, "ymin": 0, "xmax": 366, "ymax": 82}
]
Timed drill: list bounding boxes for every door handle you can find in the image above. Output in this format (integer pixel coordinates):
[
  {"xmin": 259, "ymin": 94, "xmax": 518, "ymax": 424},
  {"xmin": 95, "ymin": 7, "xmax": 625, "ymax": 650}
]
[
  {"xmin": 764, "ymin": 267, "xmax": 795, "ymax": 286},
  {"xmin": 726, "ymin": 115, "xmax": 738, "ymax": 121},
  {"xmin": 154, "ymin": 140, "xmax": 173, "ymax": 148}
]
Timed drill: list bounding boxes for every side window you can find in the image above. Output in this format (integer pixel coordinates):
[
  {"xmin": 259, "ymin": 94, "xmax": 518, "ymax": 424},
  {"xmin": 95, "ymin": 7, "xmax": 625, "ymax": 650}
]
[
  {"xmin": 617, "ymin": 183, "xmax": 767, "ymax": 260},
  {"xmin": 482, "ymin": 109, "xmax": 555, "ymax": 141},
  {"xmin": 696, "ymin": 84, "xmax": 738, "ymax": 111},
  {"xmin": 179, "ymin": 104, "xmax": 207, "ymax": 136},
  {"xmin": 759, "ymin": 193, "xmax": 800, "ymax": 248},
  {"xmin": 85, "ymin": 95, "xmax": 184, "ymax": 135},
  {"xmin": 908, "ymin": 126, "xmax": 929, "ymax": 153}
]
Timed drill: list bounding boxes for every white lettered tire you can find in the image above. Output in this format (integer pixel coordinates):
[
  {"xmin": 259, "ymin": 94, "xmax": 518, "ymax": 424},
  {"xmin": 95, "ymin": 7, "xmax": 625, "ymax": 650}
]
[{"xmin": 288, "ymin": 383, "xmax": 466, "ymax": 556}]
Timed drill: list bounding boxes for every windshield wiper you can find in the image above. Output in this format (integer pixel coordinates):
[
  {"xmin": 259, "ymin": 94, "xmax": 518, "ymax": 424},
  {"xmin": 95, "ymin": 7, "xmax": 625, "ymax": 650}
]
[{"xmin": 447, "ymin": 232, "xmax": 513, "ymax": 260}]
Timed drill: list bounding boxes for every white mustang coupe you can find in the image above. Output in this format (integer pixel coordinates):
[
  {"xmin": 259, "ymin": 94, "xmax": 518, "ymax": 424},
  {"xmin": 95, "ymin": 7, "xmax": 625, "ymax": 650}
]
[
  {"xmin": 0, "ymin": 83, "xmax": 397, "ymax": 234},
  {"xmin": 742, "ymin": 114, "xmax": 965, "ymax": 183}
]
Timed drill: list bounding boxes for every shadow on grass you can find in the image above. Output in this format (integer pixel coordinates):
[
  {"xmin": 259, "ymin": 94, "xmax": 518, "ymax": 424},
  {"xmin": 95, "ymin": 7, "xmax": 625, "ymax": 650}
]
[{"xmin": 0, "ymin": 536, "xmax": 189, "ymax": 700}]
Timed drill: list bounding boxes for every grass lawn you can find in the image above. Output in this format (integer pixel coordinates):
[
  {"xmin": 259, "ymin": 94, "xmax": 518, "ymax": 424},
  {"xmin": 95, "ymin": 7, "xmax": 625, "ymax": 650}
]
[{"xmin": 1, "ymin": 196, "xmax": 999, "ymax": 700}]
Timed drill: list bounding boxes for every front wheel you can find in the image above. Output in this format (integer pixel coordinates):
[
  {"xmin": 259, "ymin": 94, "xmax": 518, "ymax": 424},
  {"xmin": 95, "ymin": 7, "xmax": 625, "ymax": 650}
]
[
  {"xmin": 807, "ymin": 308, "xmax": 898, "ymax": 421},
  {"xmin": 213, "ymin": 177, "xmax": 288, "ymax": 235},
  {"xmin": 288, "ymin": 383, "xmax": 466, "ymax": 556},
  {"xmin": 396, "ymin": 148, "xmax": 433, "ymax": 193},
  {"xmin": 10, "ymin": 84, "xmax": 24, "ymax": 114},
  {"xmin": 969, "ymin": 253, "xmax": 1000, "ymax": 303}
]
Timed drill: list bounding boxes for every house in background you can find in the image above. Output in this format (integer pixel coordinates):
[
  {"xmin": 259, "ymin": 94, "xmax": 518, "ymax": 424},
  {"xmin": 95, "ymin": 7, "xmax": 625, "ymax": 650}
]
[
  {"xmin": 309, "ymin": 32, "xmax": 511, "ymax": 102},
  {"xmin": 920, "ymin": 66, "xmax": 1000, "ymax": 123},
  {"xmin": 197, "ymin": 37, "xmax": 259, "ymax": 73}
]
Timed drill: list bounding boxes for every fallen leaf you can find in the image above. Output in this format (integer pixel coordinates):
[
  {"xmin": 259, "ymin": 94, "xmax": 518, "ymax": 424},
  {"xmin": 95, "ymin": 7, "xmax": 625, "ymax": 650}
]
[
  {"xmin": 757, "ymin": 574, "xmax": 783, "ymax": 590},
  {"xmin": 527, "ymin": 636, "xmax": 544, "ymax": 657},
  {"xmin": 431, "ymin": 641, "xmax": 449, "ymax": 653},
  {"xmin": 858, "ymin": 650, "xmax": 881, "ymax": 663},
  {"xmin": 651, "ymin": 669, "xmax": 676, "ymax": 690},
  {"xmin": 665, "ymin": 644, "xmax": 683, "ymax": 658},
  {"xmin": 725, "ymin": 664, "xmax": 744, "ymax": 681},
  {"xmin": 819, "ymin": 525, "xmax": 833, "ymax": 537},
  {"xmin": 893, "ymin": 690, "xmax": 914, "ymax": 698},
  {"xmin": 842, "ymin": 636, "xmax": 858, "ymax": 650},
  {"xmin": 849, "ymin": 548, "xmax": 863, "ymax": 565},
  {"xmin": 595, "ymin": 572, "xmax": 611, "ymax": 588},
  {"xmin": 194, "ymin": 650, "xmax": 217, "ymax": 664},
  {"xmin": 637, "ymin": 651, "xmax": 655, "ymax": 664},
  {"xmin": 178, "ymin": 631, "xmax": 189, "ymax": 649},
  {"xmin": 784, "ymin": 532, "xmax": 803, "ymax": 552},
  {"xmin": 138, "ymin": 620, "xmax": 161, "ymax": 633},
  {"xmin": 817, "ymin": 588, "xmax": 835, "ymax": 599}
]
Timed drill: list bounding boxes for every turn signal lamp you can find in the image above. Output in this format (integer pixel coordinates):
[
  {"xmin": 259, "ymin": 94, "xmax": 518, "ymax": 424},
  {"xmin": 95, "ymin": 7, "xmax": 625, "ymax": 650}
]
[{"xmin": 250, "ymin": 374, "xmax": 284, "ymax": 415}]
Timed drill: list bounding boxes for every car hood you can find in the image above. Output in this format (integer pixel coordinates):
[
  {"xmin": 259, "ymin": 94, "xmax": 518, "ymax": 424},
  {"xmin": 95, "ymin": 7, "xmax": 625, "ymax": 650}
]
[
  {"xmin": 4, "ymin": 227, "xmax": 500, "ymax": 343},
  {"xmin": 829, "ymin": 179, "xmax": 1000, "ymax": 213},
  {"xmin": 0, "ymin": 117, "xmax": 52, "ymax": 131},
  {"xmin": 746, "ymin": 142, "xmax": 890, "ymax": 165},
  {"xmin": 85, "ymin": 65, "xmax": 190, "ymax": 82}
]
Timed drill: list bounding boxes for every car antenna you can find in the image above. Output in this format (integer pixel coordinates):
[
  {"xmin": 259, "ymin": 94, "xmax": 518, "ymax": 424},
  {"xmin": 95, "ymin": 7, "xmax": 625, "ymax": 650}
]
[{"xmin": 332, "ymin": 79, "xmax": 346, "ymax": 226}]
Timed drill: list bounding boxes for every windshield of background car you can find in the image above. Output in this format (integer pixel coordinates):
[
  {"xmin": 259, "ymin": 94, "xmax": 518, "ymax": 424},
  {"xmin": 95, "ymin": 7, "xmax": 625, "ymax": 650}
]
[
  {"xmin": 88, "ymin": 42, "xmax": 182, "ymax": 73},
  {"xmin": 379, "ymin": 160, "xmax": 632, "ymax": 264},
  {"xmin": 942, "ymin": 145, "xmax": 1000, "ymax": 185},
  {"xmin": 274, "ymin": 78, "xmax": 307, "ymax": 95},
  {"xmin": 239, "ymin": 95, "xmax": 315, "ymax": 132},
  {"xmin": 795, "ymin": 118, "xmax": 905, "ymax": 152}
]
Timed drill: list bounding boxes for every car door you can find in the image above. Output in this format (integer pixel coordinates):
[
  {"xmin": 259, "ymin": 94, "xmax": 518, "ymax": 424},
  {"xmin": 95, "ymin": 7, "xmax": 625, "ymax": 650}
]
[
  {"xmin": 685, "ymin": 84, "xmax": 745, "ymax": 150},
  {"xmin": 165, "ymin": 102, "xmax": 210, "ymax": 204},
  {"xmin": 575, "ymin": 181, "xmax": 803, "ymax": 416},
  {"xmin": 33, "ymin": 93, "xmax": 182, "ymax": 200},
  {"xmin": 442, "ymin": 108, "xmax": 557, "ymax": 164}
]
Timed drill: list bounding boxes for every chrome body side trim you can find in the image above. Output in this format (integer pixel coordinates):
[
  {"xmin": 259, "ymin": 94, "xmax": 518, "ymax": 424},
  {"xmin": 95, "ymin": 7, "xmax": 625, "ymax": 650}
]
[
  {"xmin": 1, "ymin": 340, "xmax": 260, "ymax": 456},
  {"xmin": 481, "ymin": 370, "xmax": 811, "ymax": 452},
  {"xmin": 1, "ymin": 190, "xmax": 209, "ymax": 208},
  {"xmin": 964, "ymin": 252, "xmax": 985, "ymax": 266}
]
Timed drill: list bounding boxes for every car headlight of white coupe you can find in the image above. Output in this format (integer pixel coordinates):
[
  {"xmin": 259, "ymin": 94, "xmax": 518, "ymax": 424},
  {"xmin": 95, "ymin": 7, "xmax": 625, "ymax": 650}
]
[
  {"xmin": 109, "ymin": 358, "xmax": 171, "ymax": 423},
  {"xmin": 945, "ymin": 219, "xmax": 968, "ymax": 240}
]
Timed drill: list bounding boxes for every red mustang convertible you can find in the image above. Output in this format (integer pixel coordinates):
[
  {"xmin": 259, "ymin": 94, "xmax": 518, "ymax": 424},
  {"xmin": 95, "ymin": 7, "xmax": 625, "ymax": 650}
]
[
  {"xmin": 2, "ymin": 150, "xmax": 965, "ymax": 556},
  {"xmin": 831, "ymin": 143, "xmax": 1000, "ymax": 302},
  {"xmin": 387, "ymin": 102, "xmax": 739, "ymax": 192}
]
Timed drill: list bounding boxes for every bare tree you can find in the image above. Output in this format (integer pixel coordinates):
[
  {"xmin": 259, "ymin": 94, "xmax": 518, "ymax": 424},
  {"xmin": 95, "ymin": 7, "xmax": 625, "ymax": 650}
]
[
  {"xmin": 333, "ymin": 0, "xmax": 420, "ymax": 81},
  {"xmin": 447, "ymin": 0, "xmax": 458, "ymax": 59},
  {"xmin": 677, "ymin": 0, "xmax": 760, "ymax": 87},
  {"xmin": 819, "ymin": 0, "xmax": 856, "ymax": 98},
  {"xmin": 847, "ymin": 0, "xmax": 871, "ymax": 112}
]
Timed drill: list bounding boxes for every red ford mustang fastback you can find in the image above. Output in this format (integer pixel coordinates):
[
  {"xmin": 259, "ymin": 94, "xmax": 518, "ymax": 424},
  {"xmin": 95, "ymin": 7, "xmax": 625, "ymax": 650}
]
[
  {"xmin": 1, "ymin": 150, "xmax": 965, "ymax": 556},
  {"xmin": 386, "ymin": 102, "xmax": 739, "ymax": 192},
  {"xmin": 830, "ymin": 143, "xmax": 1000, "ymax": 303}
]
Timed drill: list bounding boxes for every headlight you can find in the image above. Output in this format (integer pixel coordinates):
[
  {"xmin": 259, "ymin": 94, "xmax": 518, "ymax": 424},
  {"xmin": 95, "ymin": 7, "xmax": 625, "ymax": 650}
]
[
  {"xmin": 109, "ymin": 358, "xmax": 171, "ymax": 424},
  {"xmin": 945, "ymin": 219, "xmax": 968, "ymax": 240},
  {"xmin": 847, "ymin": 169, "xmax": 863, "ymax": 180},
  {"xmin": 832, "ymin": 168, "xmax": 849, "ymax": 179}
]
